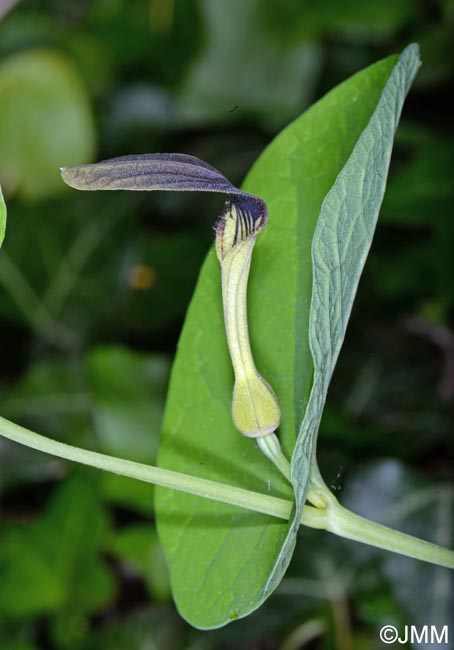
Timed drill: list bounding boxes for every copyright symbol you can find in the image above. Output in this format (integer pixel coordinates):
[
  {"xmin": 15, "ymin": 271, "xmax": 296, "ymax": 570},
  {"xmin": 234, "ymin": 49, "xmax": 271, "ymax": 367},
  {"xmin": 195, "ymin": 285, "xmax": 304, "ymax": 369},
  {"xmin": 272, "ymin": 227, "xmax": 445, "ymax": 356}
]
[{"xmin": 380, "ymin": 626, "xmax": 398, "ymax": 644}]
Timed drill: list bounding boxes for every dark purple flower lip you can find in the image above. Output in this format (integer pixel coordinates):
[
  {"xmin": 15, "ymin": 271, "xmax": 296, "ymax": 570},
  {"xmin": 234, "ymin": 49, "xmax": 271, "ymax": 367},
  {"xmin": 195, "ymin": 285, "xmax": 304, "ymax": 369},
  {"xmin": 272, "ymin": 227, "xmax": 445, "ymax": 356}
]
[{"xmin": 61, "ymin": 152, "xmax": 268, "ymax": 247}]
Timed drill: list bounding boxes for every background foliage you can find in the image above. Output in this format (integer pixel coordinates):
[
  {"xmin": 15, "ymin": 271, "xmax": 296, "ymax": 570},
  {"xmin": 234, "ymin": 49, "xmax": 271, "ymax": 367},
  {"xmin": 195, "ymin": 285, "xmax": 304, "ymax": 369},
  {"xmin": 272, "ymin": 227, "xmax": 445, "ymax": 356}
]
[{"xmin": 0, "ymin": 1, "xmax": 452, "ymax": 649}]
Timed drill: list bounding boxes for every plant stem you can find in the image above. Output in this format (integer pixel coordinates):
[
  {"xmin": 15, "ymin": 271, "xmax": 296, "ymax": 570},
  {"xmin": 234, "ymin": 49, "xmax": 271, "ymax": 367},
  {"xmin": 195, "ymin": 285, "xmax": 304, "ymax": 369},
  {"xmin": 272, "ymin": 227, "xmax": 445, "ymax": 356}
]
[
  {"xmin": 0, "ymin": 416, "xmax": 321, "ymax": 528},
  {"xmin": 0, "ymin": 415, "xmax": 452, "ymax": 569},
  {"xmin": 326, "ymin": 500, "xmax": 453, "ymax": 568},
  {"xmin": 257, "ymin": 432, "xmax": 291, "ymax": 481}
]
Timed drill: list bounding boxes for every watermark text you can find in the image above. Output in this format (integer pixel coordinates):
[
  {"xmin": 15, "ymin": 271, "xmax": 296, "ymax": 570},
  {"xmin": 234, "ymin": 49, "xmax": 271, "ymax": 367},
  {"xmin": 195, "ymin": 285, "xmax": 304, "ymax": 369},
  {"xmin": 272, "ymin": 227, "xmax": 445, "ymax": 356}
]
[{"xmin": 379, "ymin": 625, "xmax": 449, "ymax": 645}]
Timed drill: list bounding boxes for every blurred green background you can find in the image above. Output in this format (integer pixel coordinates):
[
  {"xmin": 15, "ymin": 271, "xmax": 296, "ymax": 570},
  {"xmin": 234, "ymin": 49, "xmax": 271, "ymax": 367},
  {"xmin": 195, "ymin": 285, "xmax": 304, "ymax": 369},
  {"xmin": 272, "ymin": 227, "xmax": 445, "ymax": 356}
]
[{"xmin": 0, "ymin": 1, "xmax": 452, "ymax": 649}]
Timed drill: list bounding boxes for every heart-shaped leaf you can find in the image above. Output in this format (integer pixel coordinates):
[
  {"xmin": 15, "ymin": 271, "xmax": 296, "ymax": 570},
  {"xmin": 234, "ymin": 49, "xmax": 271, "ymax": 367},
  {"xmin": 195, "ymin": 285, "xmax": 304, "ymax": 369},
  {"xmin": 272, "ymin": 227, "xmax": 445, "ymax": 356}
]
[{"xmin": 155, "ymin": 46, "xmax": 420, "ymax": 628}]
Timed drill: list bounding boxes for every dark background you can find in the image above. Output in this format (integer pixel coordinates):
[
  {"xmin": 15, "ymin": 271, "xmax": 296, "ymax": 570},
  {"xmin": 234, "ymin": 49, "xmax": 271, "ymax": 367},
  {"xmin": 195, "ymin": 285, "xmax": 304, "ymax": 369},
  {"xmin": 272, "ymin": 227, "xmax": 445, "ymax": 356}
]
[{"xmin": 0, "ymin": 1, "xmax": 452, "ymax": 649}]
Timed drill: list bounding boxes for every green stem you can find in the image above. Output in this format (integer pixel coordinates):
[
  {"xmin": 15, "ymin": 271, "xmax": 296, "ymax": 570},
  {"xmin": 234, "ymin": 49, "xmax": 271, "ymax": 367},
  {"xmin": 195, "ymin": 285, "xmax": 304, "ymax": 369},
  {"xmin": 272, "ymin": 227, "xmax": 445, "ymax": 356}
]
[
  {"xmin": 0, "ymin": 416, "xmax": 320, "ymax": 528},
  {"xmin": 0, "ymin": 415, "xmax": 452, "ymax": 569},
  {"xmin": 326, "ymin": 501, "xmax": 453, "ymax": 567},
  {"xmin": 309, "ymin": 463, "xmax": 454, "ymax": 567},
  {"xmin": 257, "ymin": 433, "xmax": 291, "ymax": 481}
]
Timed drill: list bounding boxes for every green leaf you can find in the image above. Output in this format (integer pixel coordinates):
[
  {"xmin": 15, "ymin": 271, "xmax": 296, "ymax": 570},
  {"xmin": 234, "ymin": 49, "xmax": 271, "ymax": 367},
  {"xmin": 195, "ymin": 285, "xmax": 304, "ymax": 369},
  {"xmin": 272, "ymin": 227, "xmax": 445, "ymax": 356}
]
[
  {"xmin": 0, "ymin": 49, "xmax": 95, "ymax": 199},
  {"xmin": 0, "ymin": 184, "xmax": 5, "ymax": 250},
  {"xmin": 155, "ymin": 48, "xmax": 420, "ymax": 628},
  {"xmin": 290, "ymin": 44, "xmax": 421, "ymax": 538}
]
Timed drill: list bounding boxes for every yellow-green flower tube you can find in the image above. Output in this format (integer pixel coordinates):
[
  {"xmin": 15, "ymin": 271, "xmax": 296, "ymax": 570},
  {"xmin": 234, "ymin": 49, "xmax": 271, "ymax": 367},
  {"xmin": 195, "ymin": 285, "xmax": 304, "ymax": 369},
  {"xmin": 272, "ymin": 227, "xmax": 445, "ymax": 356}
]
[{"xmin": 216, "ymin": 198, "xmax": 281, "ymax": 437}]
